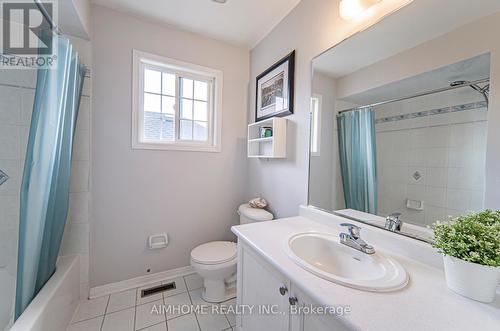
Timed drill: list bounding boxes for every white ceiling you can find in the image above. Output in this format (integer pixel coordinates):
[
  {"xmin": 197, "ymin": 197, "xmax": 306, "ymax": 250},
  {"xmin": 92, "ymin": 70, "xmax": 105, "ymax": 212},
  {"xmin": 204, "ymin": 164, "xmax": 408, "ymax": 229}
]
[
  {"xmin": 91, "ymin": 0, "xmax": 302, "ymax": 48},
  {"xmin": 313, "ymin": 0, "xmax": 500, "ymax": 78}
]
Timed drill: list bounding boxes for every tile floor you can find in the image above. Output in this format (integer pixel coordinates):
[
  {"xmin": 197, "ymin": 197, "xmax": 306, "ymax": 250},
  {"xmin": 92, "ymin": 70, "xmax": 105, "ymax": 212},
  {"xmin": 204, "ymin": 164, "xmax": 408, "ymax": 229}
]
[{"xmin": 67, "ymin": 273, "xmax": 236, "ymax": 331}]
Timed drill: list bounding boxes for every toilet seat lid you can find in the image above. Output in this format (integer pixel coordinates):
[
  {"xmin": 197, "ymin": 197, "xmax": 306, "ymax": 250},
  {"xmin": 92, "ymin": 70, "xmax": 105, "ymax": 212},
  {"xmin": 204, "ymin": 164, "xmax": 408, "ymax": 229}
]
[{"xmin": 191, "ymin": 241, "xmax": 237, "ymax": 265}]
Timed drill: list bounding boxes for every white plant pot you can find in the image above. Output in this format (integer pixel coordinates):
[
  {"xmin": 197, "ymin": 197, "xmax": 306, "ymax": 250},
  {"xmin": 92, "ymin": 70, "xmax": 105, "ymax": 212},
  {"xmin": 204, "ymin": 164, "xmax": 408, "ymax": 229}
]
[{"xmin": 443, "ymin": 255, "xmax": 500, "ymax": 303}]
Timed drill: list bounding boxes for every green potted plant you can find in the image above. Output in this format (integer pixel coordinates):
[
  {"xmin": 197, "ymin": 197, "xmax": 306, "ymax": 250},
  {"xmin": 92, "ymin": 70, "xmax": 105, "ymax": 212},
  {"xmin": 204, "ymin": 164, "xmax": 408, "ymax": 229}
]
[{"xmin": 432, "ymin": 210, "xmax": 500, "ymax": 303}]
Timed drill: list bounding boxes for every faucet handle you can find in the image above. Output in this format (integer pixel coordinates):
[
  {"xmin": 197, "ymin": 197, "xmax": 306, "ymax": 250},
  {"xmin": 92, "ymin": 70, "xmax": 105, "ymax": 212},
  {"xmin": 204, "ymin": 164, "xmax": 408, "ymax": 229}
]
[
  {"xmin": 388, "ymin": 212, "xmax": 402, "ymax": 219},
  {"xmin": 340, "ymin": 223, "xmax": 361, "ymax": 239}
]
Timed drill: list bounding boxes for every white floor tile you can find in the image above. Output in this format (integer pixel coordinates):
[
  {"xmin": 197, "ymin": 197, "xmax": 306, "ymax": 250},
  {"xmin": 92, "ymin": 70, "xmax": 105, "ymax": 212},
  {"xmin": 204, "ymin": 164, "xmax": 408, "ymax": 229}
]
[
  {"xmin": 189, "ymin": 289, "xmax": 218, "ymax": 307},
  {"xmin": 222, "ymin": 298, "xmax": 236, "ymax": 327},
  {"xmin": 67, "ymin": 316, "xmax": 103, "ymax": 331},
  {"xmin": 139, "ymin": 321, "xmax": 168, "ymax": 331},
  {"xmin": 162, "ymin": 276, "xmax": 187, "ymax": 298},
  {"xmin": 107, "ymin": 288, "xmax": 136, "ymax": 313},
  {"xmin": 164, "ymin": 292, "xmax": 192, "ymax": 320},
  {"xmin": 135, "ymin": 299, "xmax": 166, "ymax": 330},
  {"xmin": 167, "ymin": 313, "xmax": 200, "ymax": 331},
  {"xmin": 184, "ymin": 273, "xmax": 204, "ymax": 291},
  {"xmin": 137, "ymin": 282, "xmax": 163, "ymax": 305},
  {"xmin": 71, "ymin": 296, "xmax": 109, "ymax": 323},
  {"xmin": 102, "ymin": 307, "xmax": 135, "ymax": 331},
  {"xmin": 196, "ymin": 311, "xmax": 230, "ymax": 331}
]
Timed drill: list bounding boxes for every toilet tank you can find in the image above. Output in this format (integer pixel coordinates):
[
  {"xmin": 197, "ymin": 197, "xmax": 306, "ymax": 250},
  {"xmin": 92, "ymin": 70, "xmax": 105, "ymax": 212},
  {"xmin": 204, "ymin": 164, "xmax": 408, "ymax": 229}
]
[{"xmin": 238, "ymin": 204, "xmax": 274, "ymax": 225}]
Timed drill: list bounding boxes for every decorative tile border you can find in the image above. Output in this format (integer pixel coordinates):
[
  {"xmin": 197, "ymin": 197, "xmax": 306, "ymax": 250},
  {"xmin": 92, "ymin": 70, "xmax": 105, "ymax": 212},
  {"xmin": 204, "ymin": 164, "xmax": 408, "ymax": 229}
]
[{"xmin": 375, "ymin": 101, "xmax": 487, "ymax": 124}]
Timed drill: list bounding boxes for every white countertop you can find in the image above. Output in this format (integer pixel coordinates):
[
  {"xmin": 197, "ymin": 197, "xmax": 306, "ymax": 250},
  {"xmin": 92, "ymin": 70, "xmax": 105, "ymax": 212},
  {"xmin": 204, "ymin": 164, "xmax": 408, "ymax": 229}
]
[{"xmin": 232, "ymin": 216, "xmax": 500, "ymax": 331}]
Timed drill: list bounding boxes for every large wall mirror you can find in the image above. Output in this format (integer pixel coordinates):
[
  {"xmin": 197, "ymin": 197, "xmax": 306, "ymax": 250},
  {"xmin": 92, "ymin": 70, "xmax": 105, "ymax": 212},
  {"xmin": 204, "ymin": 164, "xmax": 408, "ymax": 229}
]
[{"xmin": 309, "ymin": 4, "xmax": 500, "ymax": 243}]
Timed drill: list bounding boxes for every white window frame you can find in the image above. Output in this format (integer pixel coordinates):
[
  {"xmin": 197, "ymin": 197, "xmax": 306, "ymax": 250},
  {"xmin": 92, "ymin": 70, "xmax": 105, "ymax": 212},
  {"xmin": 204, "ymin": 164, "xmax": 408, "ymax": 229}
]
[
  {"xmin": 310, "ymin": 94, "xmax": 322, "ymax": 157},
  {"xmin": 132, "ymin": 50, "xmax": 223, "ymax": 152}
]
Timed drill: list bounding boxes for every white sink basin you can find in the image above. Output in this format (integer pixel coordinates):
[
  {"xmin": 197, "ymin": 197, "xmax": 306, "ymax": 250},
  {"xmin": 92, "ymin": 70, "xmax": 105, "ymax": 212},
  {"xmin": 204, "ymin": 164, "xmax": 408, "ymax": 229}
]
[{"xmin": 285, "ymin": 232, "xmax": 409, "ymax": 292}]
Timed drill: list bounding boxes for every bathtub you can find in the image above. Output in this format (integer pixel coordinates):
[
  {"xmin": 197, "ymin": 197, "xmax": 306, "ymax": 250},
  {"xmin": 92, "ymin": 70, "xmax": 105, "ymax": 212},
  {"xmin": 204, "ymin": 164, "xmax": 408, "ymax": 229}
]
[{"xmin": 10, "ymin": 255, "xmax": 80, "ymax": 331}]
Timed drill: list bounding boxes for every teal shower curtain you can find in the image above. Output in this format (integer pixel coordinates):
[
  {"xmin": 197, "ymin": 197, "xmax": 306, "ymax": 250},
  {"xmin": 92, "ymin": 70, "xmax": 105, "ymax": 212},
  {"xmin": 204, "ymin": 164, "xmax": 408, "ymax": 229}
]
[
  {"xmin": 337, "ymin": 108, "xmax": 378, "ymax": 214},
  {"xmin": 15, "ymin": 36, "xmax": 85, "ymax": 319}
]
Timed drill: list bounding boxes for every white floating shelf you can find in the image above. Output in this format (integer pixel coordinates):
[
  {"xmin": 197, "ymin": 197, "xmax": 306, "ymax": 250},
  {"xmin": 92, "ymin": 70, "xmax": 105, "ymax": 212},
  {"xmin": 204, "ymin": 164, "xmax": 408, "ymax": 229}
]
[{"xmin": 247, "ymin": 117, "xmax": 287, "ymax": 158}]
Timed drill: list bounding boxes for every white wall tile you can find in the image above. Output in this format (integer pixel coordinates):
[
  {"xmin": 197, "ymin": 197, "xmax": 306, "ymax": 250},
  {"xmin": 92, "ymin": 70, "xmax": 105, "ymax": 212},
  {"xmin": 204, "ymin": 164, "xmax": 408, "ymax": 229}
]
[
  {"xmin": 425, "ymin": 148, "xmax": 448, "ymax": 167},
  {"xmin": 19, "ymin": 89, "xmax": 34, "ymax": 125},
  {"xmin": 60, "ymin": 223, "xmax": 90, "ymax": 255},
  {"xmin": 424, "ymin": 186, "xmax": 446, "ymax": 207},
  {"xmin": 0, "ymin": 125, "xmax": 20, "ymax": 159},
  {"xmin": 0, "ymin": 69, "xmax": 36, "ymax": 88},
  {"xmin": 73, "ymin": 129, "xmax": 90, "ymax": 161},
  {"xmin": 426, "ymin": 167, "xmax": 447, "ymax": 188},
  {"xmin": 70, "ymin": 161, "xmax": 90, "ymax": 193},
  {"xmin": 18, "ymin": 126, "xmax": 29, "ymax": 160},
  {"xmin": 468, "ymin": 190, "xmax": 484, "ymax": 211},
  {"xmin": 424, "ymin": 206, "xmax": 446, "ymax": 226},
  {"xmin": 376, "ymin": 96, "xmax": 486, "ymax": 226},
  {"xmin": 76, "ymin": 96, "xmax": 91, "ymax": 132},
  {"xmin": 68, "ymin": 192, "xmax": 89, "ymax": 224},
  {"xmin": 446, "ymin": 189, "xmax": 468, "ymax": 210},
  {"xmin": 0, "ymin": 86, "xmax": 21, "ymax": 124},
  {"xmin": 0, "ymin": 159, "xmax": 20, "ymax": 196}
]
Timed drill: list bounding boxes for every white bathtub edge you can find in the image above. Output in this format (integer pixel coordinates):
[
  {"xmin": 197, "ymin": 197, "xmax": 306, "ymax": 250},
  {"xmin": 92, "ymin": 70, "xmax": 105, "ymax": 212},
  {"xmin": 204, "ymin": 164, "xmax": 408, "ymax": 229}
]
[{"xmin": 10, "ymin": 255, "xmax": 80, "ymax": 331}]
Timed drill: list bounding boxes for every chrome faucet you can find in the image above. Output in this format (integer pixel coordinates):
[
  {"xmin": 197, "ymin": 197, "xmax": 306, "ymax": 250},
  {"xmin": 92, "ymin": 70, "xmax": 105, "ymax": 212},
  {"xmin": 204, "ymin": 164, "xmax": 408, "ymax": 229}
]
[
  {"xmin": 385, "ymin": 213, "xmax": 403, "ymax": 232},
  {"xmin": 339, "ymin": 223, "xmax": 375, "ymax": 254}
]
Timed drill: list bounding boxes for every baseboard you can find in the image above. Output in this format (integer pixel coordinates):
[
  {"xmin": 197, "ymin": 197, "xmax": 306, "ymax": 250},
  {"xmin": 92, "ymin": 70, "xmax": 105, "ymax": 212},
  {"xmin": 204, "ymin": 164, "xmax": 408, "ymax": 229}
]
[{"xmin": 89, "ymin": 265, "xmax": 195, "ymax": 299}]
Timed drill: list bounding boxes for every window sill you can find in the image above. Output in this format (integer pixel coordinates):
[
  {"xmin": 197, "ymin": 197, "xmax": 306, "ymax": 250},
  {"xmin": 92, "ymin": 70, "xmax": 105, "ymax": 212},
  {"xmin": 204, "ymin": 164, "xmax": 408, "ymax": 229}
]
[{"xmin": 132, "ymin": 141, "xmax": 221, "ymax": 153}]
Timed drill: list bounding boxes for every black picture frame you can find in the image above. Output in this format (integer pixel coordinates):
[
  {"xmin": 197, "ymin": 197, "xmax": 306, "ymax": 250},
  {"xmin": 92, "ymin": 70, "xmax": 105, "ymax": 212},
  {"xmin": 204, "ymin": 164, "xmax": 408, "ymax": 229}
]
[{"xmin": 255, "ymin": 50, "xmax": 295, "ymax": 122}]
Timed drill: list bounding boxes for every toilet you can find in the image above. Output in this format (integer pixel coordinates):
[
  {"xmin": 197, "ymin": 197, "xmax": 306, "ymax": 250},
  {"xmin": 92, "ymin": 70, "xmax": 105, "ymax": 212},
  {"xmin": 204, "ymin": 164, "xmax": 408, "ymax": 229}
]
[{"xmin": 190, "ymin": 203, "xmax": 273, "ymax": 303}]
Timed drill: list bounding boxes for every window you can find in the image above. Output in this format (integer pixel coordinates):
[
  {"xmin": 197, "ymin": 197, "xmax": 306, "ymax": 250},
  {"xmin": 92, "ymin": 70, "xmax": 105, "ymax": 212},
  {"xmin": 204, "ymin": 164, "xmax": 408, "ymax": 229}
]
[
  {"xmin": 132, "ymin": 50, "xmax": 222, "ymax": 152},
  {"xmin": 310, "ymin": 95, "xmax": 322, "ymax": 156}
]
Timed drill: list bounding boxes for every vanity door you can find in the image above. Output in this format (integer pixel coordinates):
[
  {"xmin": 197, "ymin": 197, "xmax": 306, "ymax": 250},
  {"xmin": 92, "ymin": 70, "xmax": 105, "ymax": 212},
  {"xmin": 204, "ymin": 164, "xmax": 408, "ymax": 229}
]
[
  {"xmin": 289, "ymin": 286, "xmax": 349, "ymax": 331},
  {"xmin": 237, "ymin": 244, "xmax": 291, "ymax": 331}
]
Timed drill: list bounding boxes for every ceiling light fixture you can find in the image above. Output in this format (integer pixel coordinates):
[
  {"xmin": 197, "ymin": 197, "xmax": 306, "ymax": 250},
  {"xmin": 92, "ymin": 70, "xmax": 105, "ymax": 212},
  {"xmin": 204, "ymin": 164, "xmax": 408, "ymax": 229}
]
[
  {"xmin": 212, "ymin": 0, "xmax": 228, "ymax": 4},
  {"xmin": 339, "ymin": 0, "xmax": 382, "ymax": 20}
]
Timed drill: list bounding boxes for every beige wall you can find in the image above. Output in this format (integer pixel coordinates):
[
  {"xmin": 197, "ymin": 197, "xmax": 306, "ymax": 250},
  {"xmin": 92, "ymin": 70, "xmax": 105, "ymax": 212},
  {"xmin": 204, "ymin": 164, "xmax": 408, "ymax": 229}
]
[
  {"xmin": 309, "ymin": 72, "xmax": 345, "ymax": 211},
  {"xmin": 90, "ymin": 5, "xmax": 249, "ymax": 287}
]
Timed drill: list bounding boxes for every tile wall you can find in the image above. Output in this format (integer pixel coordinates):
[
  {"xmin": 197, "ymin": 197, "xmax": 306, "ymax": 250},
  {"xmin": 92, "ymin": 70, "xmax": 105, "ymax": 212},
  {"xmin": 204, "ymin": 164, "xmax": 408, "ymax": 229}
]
[
  {"xmin": 0, "ymin": 35, "xmax": 92, "ymax": 330},
  {"xmin": 375, "ymin": 88, "xmax": 487, "ymax": 226}
]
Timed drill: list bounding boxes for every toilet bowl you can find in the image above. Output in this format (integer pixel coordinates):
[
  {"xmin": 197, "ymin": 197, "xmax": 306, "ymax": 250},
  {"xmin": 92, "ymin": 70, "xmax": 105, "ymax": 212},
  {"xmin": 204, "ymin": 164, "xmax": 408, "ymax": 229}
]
[
  {"xmin": 190, "ymin": 241, "xmax": 237, "ymax": 302},
  {"xmin": 190, "ymin": 203, "xmax": 274, "ymax": 303}
]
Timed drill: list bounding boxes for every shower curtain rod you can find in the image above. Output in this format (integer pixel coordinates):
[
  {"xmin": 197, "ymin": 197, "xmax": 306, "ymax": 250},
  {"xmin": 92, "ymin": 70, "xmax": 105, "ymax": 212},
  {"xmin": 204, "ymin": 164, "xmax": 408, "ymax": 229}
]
[
  {"xmin": 338, "ymin": 77, "xmax": 490, "ymax": 114},
  {"xmin": 34, "ymin": 0, "xmax": 61, "ymax": 35}
]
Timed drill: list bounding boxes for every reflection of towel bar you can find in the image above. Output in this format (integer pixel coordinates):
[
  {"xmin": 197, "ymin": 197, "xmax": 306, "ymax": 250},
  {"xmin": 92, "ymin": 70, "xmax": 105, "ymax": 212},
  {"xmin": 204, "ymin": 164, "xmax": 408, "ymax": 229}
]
[{"xmin": 406, "ymin": 199, "xmax": 424, "ymax": 211}]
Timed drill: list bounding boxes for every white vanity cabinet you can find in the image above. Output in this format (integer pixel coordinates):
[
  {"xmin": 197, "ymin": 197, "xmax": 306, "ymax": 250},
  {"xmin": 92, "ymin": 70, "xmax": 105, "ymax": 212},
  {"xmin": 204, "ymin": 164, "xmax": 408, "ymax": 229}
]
[
  {"xmin": 237, "ymin": 243, "xmax": 291, "ymax": 330},
  {"xmin": 236, "ymin": 243, "xmax": 349, "ymax": 331}
]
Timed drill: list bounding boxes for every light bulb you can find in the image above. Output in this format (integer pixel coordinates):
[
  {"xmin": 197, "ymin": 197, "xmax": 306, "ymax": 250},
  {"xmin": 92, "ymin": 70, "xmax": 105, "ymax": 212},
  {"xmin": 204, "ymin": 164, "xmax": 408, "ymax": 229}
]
[{"xmin": 339, "ymin": 0, "xmax": 381, "ymax": 20}]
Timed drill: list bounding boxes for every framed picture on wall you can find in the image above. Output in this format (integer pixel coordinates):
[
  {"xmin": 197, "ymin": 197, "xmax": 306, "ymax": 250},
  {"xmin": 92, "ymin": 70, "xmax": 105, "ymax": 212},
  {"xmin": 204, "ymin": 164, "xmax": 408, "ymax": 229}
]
[{"xmin": 255, "ymin": 50, "xmax": 295, "ymax": 122}]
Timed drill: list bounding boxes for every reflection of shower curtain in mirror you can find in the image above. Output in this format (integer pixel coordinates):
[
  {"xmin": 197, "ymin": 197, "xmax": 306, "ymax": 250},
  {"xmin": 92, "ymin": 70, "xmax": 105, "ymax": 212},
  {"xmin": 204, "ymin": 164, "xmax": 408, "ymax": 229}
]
[{"xmin": 337, "ymin": 108, "xmax": 378, "ymax": 214}]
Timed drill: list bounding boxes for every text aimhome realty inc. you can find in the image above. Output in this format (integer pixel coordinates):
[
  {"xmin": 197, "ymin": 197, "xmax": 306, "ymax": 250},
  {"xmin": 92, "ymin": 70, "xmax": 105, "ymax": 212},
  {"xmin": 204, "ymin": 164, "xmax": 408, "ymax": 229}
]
[{"xmin": 150, "ymin": 303, "xmax": 352, "ymax": 317}]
